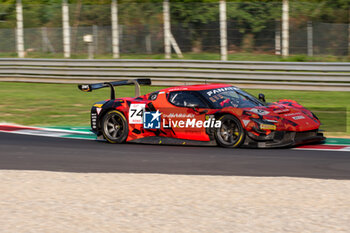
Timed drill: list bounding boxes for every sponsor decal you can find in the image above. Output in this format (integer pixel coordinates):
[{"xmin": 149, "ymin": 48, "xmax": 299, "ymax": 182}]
[
  {"xmin": 129, "ymin": 104, "xmax": 145, "ymax": 124},
  {"xmin": 93, "ymin": 104, "xmax": 103, "ymax": 108},
  {"xmin": 143, "ymin": 110, "xmax": 161, "ymax": 129},
  {"xmin": 141, "ymin": 110, "xmax": 221, "ymax": 129},
  {"xmin": 96, "ymin": 108, "xmax": 102, "ymax": 115},
  {"xmin": 243, "ymin": 119, "xmax": 250, "ymax": 126},
  {"xmin": 273, "ymin": 108, "xmax": 290, "ymax": 114},
  {"xmin": 292, "ymin": 115, "xmax": 305, "ymax": 120},
  {"xmin": 163, "ymin": 118, "xmax": 221, "ymax": 129},
  {"xmin": 260, "ymin": 124, "xmax": 276, "ymax": 130},
  {"xmin": 284, "ymin": 113, "xmax": 303, "ymax": 117},
  {"xmin": 163, "ymin": 113, "xmax": 195, "ymax": 118},
  {"xmin": 206, "ymin": 87, "xmax": 236, "ymax": 96},
  {"xmin": 250, "ymin": 108, "xmax": 270, "ymax": 115}
]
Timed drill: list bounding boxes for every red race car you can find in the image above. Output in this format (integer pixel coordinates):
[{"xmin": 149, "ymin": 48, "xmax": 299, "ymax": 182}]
[{"xmin": 79, "ymin": 79, "xmax": 325, "ymax": 148}]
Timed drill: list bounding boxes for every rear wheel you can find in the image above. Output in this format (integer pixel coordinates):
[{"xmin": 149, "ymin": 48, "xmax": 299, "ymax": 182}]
[
  {"xmin": 102, "ymin": 110, "xmax": 128, "ymax": 143},
  {"xmin": 215, "ymin": 114, "xmax": 245, "ymax": 148}
]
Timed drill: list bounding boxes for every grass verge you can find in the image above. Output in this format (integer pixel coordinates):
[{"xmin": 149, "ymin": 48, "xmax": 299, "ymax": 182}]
[{"xmin": 0, "ymin": 82, "xmax": 348, "ymax": 136}]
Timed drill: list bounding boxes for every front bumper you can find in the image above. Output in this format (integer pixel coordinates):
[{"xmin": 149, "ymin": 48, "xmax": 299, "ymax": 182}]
[{"xmin": 243, "ymin": 130, "xmax": 325, "ymax": 148}]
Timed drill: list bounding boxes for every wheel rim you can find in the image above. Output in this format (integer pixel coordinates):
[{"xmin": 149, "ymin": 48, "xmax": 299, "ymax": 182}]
[
  {"xmin": 104, "ymin": 113, "xmax": 125, "ymax": 140},
  {"xmin": 218, "ymin": 119, "xmax": 240, "ymax": 145}
]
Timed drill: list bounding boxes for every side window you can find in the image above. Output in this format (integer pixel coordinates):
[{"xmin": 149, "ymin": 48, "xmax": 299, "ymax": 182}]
[{"xmin": 168, "ymin": 91, "xmax": 207, "ymax": 108}]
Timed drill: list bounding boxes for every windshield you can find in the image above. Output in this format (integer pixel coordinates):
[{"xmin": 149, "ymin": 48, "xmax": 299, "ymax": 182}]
[{"xmin": 199, "ymin": 86, "xmax": 265, "ymax": 109}]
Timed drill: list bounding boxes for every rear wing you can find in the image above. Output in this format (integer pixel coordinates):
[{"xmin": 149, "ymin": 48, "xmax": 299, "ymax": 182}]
[{"xmin": 78, "ymin": 79, "xmax": 151, "ymax": 99}]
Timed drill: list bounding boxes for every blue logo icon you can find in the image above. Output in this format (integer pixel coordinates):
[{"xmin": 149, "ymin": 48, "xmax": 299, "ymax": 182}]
[{"xmin": 143, "ymin": 110, "xmax": 161, "ymax": 129}]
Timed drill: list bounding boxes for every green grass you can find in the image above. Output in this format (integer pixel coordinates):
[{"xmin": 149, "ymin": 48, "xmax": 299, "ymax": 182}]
[
  {"xmin": 0, "ymin": 82, "xmax": 348, "ymax": 136},
  {"xmin": 1, "ymin": 51, "xmax": 350, "ymax": 62},
  {"xmin": 0, "ymin": 82, "xmax": 161, "ymax": 126}
]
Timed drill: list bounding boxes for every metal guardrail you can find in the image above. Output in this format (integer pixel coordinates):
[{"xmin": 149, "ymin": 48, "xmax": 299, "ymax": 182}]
[{"xmin": 0, "ymin": 58, "xmax": 350, "ymax": 91}]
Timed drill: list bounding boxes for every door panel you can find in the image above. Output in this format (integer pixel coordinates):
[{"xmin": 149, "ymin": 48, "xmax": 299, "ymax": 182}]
[{"xmin": 151, "ymin": 91, "xmax": 210, "ymax": 141}]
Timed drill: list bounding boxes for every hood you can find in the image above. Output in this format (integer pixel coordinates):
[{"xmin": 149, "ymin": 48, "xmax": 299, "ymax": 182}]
[{"xmin": 243, "ymin": 100, "xmax": 321, "ymax": 132}]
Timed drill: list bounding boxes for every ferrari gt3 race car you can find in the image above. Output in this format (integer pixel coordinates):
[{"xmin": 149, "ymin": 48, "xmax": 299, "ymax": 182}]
[{"xmin": 78, "ymin": 79, "xmax": 325, "ymax": 148}]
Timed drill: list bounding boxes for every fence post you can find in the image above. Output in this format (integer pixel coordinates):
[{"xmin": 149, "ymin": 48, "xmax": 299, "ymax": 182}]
[
  {"xmin": 88, "ymin": 41, "xmax": 94, "ymax": 59},
  {"xmin": 42, "ymin": 27, "xmax": 47, "ymax": 52},
  {"xmin": 348, "ymin": 7, "xmax": 350, "ymax": 56},
  {"xmin": 93, "ymin": 25, "xmax": 98, "ymax": 55},
  {"xmin": 169, "ymin": 33, "xmax": 183, "ymax": 58},
  {"xmin": 282, "ymin": 0, "xmax": 289, "ymax": 57},
  {"xmin": 111, "ymin": 0, "xmax": 120, "ymax": 59},
  {"xmin": 219, "ymin": 0, "xmax": 228, "ymax": 61},
  {"xmin": 146, "ymin": 34, "xmax": 152, "ymax": 54},
  {"xmin": 307, "ymin": 21, "xmax": 313, "ymax": 56},
  {"xmin": 16, "ymin": 0, "xmax": 25, "ymax": 58},
  {"xmin": 62, "ymin": 0, "xmax": 71, "ymax": 58},
  {"xmin": 163, "ymin": 0, "xmax": 171, "ymax": 59},
  {"xmin": 275, "ymin": 20, "xmax": 281, "ymax": 55}
]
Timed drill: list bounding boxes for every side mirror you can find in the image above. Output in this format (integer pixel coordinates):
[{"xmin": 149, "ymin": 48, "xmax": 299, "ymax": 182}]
[
  {"xmin": 187, "ymin": 103, "xmax": 208, "ymax": 115},
  {"xmin": 187, "ymin": 103, "xmax": 199, "ymax": 110},
  {"xmin": 258, "ymin": 93, "xmax": 266, "ymax": 102}
]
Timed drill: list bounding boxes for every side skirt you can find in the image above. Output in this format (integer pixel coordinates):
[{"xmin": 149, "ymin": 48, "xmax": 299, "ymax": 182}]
[{"xmin": 128, "ymin": 136, "xmax": 217, "ymax": 146}]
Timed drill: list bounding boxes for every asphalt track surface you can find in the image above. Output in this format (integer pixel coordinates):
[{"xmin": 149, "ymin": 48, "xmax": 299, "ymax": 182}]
[{"xmin": 0, "ymin": 132, "xmax": 349, "ymax": 180}]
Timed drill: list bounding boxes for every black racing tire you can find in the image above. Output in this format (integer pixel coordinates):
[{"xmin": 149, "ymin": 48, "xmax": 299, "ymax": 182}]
[
  {"xmin": 215, "ymin": 114, "xmax": 245, "ymax": 148},
  {"xmin": 102, "ymin": 110, "xmax": 129, "ymax": 143}
]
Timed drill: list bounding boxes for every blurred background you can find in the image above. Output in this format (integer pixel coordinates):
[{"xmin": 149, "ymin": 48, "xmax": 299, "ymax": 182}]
[{"xmin": 0, "ymin": 0, "xmax": 349, "ymax": 61}]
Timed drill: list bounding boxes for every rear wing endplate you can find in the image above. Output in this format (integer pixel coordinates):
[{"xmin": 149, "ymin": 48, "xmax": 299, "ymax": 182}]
[{"xmin": 78, "ymin": 79, "xmax": 151, "ymax": 99}]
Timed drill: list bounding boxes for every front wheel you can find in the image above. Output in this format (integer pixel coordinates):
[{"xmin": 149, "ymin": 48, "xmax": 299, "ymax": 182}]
[
  {"xmin": 102, "ymin": 110, "xmax": 129, "ymax": 143},
  {"xmin": 215, "ymin": 114, "xmax": 245, "ymax": 148}
]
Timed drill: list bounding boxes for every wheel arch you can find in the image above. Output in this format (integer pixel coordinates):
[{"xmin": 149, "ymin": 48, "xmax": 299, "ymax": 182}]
[
  {"xmin": 214, "ymin": 113, "xmax": 246, "ymax": 148},
  {"xmin": 98, "ymin": 107, "xmax": 128, "ymax": 132},
  {"xmin": 214, "ymin": 111, "xmax": 241, "ymax": 123},
  {"xmin": 101, "ymin": 109, "xmax": 129, "ymax": 143}
]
